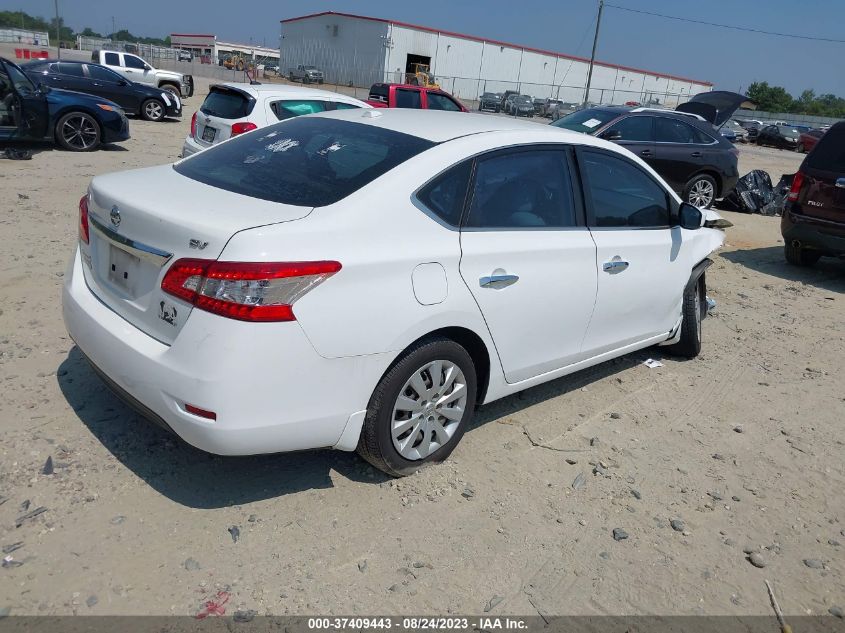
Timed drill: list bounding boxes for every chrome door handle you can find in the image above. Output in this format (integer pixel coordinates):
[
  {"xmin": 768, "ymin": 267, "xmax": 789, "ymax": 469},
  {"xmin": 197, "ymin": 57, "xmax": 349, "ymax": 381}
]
[
  {"xmin": 836, "ymin": 178, "xmax": 845, "ymax": 189},
  {"xmin": 639, "ymin": 149, "xmax": 652, "ymax": 157},
  {"xmin": 602, "ymin": 259, "xmax": 629, "ymax": 273},
  {"xmin": 690, "ymin": 151, "xmax": 703, "ymax": 158},
  {"xmin": 479, "ymin": 274, "xmax": 519, "ymax": 289}
]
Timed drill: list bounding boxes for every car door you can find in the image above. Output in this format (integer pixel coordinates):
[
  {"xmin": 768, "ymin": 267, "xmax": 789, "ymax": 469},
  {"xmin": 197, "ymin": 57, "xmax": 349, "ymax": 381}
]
[
  {"xmin": 577, "ymin": 148, "xmax": 696, "ymax": 356},
  {"xmin": 652, "ymin": 117, "xmax": 711, "ymax": 193},
  {"xmin": 121, "ymin": 53, "xmax": 154, "ymax": 87},
  {"xmin": 85, "ymin": 64, "xmax": 135, "ymax": 111},
  {"xmin": 458, "ymin": 147, "xmax": 598, "ymax": 383},
  {"xmin": 49, "ymin": 62, "xmax": 91, "ymax": 93},
  {"xmin": 0, "ymin": 59, "xmax": 48, "ymax": 141},
  {"xmin": 101, "ymin": 51, "xmax": 124, "ymax": 78},
  {"xmin": 598, "ymin": 114, "xmax": 656, "ymax": 165}
]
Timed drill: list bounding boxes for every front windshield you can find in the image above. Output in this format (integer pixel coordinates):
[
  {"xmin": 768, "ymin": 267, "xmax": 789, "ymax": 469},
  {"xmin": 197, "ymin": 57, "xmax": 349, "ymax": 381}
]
[
  {"xmin": 551, "ymin": 108, "xmax": 620, "ymax": 134},
  {"xmin": 515, "ymin": 96, "xmax": 531, "ymax": 103}
]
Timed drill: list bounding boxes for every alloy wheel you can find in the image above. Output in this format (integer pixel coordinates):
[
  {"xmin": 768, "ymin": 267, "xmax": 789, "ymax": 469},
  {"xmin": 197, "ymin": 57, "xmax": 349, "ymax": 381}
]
[
  {"xmin": 61, "ymin": 114, "xmax": 98, "ymax": 150},
  {"xmin": 688, "ymin": 179, "xmax": 714, "ymax": 208},
  {"xmin": 145, "ymin": 101, "xmax": 163, "ymax": 120},
  {"xmin": 391, "ymin": 360, "xmax": 468, "ymax": 461}
]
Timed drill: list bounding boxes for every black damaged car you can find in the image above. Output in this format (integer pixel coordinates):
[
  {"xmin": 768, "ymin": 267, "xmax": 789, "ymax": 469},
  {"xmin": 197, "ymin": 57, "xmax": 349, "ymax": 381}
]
[{"xmin": 23, "ymin": 60, "xmax": 182, "ymax": 122}]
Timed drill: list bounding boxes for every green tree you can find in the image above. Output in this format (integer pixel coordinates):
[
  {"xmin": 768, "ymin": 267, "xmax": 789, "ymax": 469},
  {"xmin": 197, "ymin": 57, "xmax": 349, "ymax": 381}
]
[
  {"xmin": 80, "ymin": 27, "xmax": 103, "ymax": 38},
  {"xmin": 746, "ymin": 81, "xmax": 794, "ymax": 113}
]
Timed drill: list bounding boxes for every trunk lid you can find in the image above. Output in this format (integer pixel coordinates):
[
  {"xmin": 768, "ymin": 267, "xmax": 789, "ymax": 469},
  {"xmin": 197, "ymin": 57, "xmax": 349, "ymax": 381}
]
[
  {"xmin": 676, "ymin": 91, "xmax": 756, "ymax": 128},
  {"xmin": 798, "ymin": 122, "xmax": 845, "ymax": 222},
  {"xmin": 193, "ymin": 84, "xmax": 257, "ymax": 149},
  {"xmin": 82, "ymin": 164, "xmax": 313, "ymax": 344}
]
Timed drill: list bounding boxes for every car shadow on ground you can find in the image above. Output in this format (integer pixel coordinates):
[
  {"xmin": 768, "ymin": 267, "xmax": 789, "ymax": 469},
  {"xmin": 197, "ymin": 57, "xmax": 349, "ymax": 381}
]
[
  {"xmin": 721, "ymin": 246, "xmax": 845, "ymax": 292},
  {"xmin": 58, "ymin": 345, "xmax": 665, "ymax": 509}
]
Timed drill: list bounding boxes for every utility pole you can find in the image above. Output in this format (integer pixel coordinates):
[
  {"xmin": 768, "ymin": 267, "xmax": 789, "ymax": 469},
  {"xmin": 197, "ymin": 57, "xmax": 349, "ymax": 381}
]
[
  {"xmin": 112, "ymin": 16, "xmax": 116, "ymax": 38},
  {"xmin": 583, "ymin": 0, "xmax": 604, "ymax": 107},
  {"xmin": 54, "ymin": 0, "xmax": 61, "ymax": 59}
]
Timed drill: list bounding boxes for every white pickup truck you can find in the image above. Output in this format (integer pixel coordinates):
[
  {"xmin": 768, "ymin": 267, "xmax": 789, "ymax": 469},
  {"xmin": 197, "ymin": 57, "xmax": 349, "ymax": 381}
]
[{"xmin": 91, "ymin": 50, "xmax": 194, "ymax": 98}]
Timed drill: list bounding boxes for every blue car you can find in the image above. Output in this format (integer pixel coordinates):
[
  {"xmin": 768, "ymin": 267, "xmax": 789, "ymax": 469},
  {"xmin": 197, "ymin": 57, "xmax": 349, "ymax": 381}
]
[{"xmin": 1, "ymin": 57, "xmax": 129, "ymax": 151}]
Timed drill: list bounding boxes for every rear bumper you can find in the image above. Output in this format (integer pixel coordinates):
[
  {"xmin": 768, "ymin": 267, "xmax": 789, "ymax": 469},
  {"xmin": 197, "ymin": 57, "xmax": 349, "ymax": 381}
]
[
  {"xmin": 181, "ymin": 135, "xmax": 205, "ymax": 158},
  {"xmin": 62, "ymin": 247, "xmax": 391, "ymax": 455},
  {"xmin": 782, "ymin": 208, "xmax": 845, "ymax": 256}
]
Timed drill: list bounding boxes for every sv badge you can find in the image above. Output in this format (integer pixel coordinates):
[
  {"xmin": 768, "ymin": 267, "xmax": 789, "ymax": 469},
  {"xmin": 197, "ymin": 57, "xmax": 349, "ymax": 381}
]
[{"xmin": 189, "ymin": 239, "xmax": 209, "ymax": 250}]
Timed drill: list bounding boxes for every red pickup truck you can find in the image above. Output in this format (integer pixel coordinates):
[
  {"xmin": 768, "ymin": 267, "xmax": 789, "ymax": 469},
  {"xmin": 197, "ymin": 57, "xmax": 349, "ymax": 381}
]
[{"xmin": 366, "ymin": 83, "xmax": 468, "ymax": 112}]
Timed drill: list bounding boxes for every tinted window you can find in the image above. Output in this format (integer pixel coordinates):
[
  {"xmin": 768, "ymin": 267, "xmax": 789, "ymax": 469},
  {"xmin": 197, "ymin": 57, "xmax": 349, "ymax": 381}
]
[
  {"xmin": 394, "ymin": 88, "xmax": 421, "ymax": 109},
  {"xmin": 201, "ymin": 88, "xmax": 253, "ymax": 119},
  {"xmin": 465, "ymin": 150, "xmax": 575, "ymax": 229},
  {"xmin": 334, "ymin": 102, "xmax": 360, "ymax": 110},
  {"xmin": 271, "ymin": 99, "xmax": 327, "ymax": 121},
  {"xmin": 56, "ymin": 63, "xmax": 85, "ymax": 77},
  {"xmin": 368, "ymin": 84, "xmax": 388, "ymax": 103},
  {"xmin": 123, "ymin": 55, "xmax": 146, "ymax": 70},
  {"xmin": 806, "ymin": 125, "xmax": 845, "ymax": 172},
  {"xmin": 427, "ymin": 93, "xmax": 461, "ymax": 112},
  {"xmin": 655, "ymin": 118, "xmax": 705, "ymax": 144},
  {"xmin": 4, "ymin": 62, "xmax": 35, "ymax": 95},
  {"xmin": 88, "ymin": 64, "xmax": 122, "ymax": 82},
  {"xmin": 581, "ymin": 151, "xmax": 669, "ymax": 227},
  {"xmin": 606, "ymin": 116, "xmax": 652, "ymax": 141},
  {"xmin": 104, "ymin": 52, "xmax": 119, "ymax": 66},
  {"xmin": 174, "ymin": 117, "xmax": 434, "ymax": 207},
  {"xmin": 417, "ymin": 161, "xmax": 472, "ymax": 226}
]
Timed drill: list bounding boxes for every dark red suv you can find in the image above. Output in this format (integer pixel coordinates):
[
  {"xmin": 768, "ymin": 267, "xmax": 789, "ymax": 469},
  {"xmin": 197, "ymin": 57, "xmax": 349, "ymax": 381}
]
[{"xmin": 782, "ymin": 121, "xmax": 845, "ymax": 266}]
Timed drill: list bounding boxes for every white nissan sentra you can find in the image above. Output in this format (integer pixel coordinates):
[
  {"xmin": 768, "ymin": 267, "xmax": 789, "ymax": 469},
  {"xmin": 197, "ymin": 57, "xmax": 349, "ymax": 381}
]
[{"xmin": 63, "ymin": 109, "xmax": 726, "ymax": 476}]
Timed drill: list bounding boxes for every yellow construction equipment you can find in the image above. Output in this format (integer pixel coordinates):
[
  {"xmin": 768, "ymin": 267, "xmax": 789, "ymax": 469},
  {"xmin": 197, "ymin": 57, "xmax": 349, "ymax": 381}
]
[{"xmin": 405, "ymin": 63, "xmax": 439, "ymax": 89}]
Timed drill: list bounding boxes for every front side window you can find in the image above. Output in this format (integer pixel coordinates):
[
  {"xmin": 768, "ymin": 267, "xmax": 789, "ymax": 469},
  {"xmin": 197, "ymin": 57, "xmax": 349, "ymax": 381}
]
[
  {"xmin": 271, "ymin": 100, "xmax": 327, "ymax": 121},
  {"xmin": 123, "ymin": 55, "xmax": 146, "ymax": 70},
  {"xmin": 581, "ymin": 151, "xmax": 669, "ymax": 228},
  {"xmin": 394, "ymin": 88, "xmax": 421, "ymax": 109},
  {"xmin": 103, "ymin": 52, "xmax": 119, "ymax": 66},
  {"xmin": 427, "ymin": 93, "xmax": 461, "ymax": 111},
  {"xmin": 174, "ymin": 117, "xmax": 434, "ymax": 207},
  {"xmin": 88, "ymin": 64, "xmax": 123, "ymax": 82},
  {"xmin": 417, "ymin": 161, "xmax": 472, "ymax": 226},
  {"xmin": 465, "ymin": 150, "xmax": 575, "ymax": 229},
  {"xmin": 4, "ymin": 62, "xmax": 35, "ymax": 96},
  {"xmin": 605, "ymin": 116, "xmax": 653, "ymax": 142}
]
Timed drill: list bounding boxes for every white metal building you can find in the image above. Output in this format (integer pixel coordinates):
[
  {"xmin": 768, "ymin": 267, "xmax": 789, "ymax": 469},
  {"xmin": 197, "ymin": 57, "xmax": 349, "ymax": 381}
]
[
  {"xmin": 171, "ymin": 33, "xmax": 280, "ymax": 64},
  {"xmin": 280, "ymin": 12, "xmax": 712, "ymax": 106}
]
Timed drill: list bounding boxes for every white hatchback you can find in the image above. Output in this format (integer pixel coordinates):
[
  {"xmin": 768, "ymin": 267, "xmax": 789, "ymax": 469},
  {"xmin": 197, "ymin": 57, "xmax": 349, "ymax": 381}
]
[
  {"xmin": 181, "ymin": 82, "xmax": 369, "ymax": 157},
  {"xmin": 64, "ymin": 109, "xmax": 726, "ymax": 476}
]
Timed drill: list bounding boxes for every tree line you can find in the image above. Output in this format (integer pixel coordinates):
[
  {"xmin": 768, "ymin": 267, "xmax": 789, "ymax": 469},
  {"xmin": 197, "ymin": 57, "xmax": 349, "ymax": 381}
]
[
  {"xmin": 0, "ymin": 10, "xmax": 170, "ymax": 47},
  {"xmin": 746, "ymin": 82, "xmax": 845, "ymax": 118}
]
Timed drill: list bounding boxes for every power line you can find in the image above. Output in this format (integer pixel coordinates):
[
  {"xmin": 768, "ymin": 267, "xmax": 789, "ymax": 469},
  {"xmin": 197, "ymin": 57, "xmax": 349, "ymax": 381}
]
[{"xmin": 605, "ymin": 4, "xmax": 845, "ymax": 44}]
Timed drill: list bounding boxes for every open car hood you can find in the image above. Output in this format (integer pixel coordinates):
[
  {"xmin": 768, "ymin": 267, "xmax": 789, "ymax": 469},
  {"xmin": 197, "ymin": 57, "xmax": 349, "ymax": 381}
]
[{"xmin": 676, "ymin": 91, "xmax": 757, "ymax": 127}]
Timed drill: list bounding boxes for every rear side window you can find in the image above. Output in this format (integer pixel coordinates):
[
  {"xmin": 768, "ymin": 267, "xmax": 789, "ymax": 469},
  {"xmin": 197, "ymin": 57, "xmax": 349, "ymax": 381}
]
[
  {"xmin": 395, "ymin": 88, "xmax": 422, "ymax": 109},
  {"xmin": 174, "ymin": 117, "xmax": 434, "ymax": 207},
  {"xmin": 465, "ymin": 150, "xmax": 575, "ymax": 229},
  {"xmin": 103, "ymin": 52, "xmax": 119, "ymax": 66},
  {"xmin": 417, "ymin": 161, "xmax": 472, "ymax": 226},
  {"xmin": 271, "ymin": 100, "xmax": 327, "ymax": 121},
  {"xmin": 581, "ymin": 150, "xmax": 669, "ymax": 227},
  {"xmin": 56, "ymin": 63, "xmax": 85, "ymax": 77},
  {"xmin": 806, "ymin": 126, "xmax": 845, "ymax": 172},
  {"xmin": 201, "ymin": 88, "xmax": 254, "ymax": 119},
  {"xmin": 655, "ymin": 118, "xmax": 703, "ymax": 144},
  {"xmin": 427, "ymin": 93, "xmax": 461, "ymax": 111}
]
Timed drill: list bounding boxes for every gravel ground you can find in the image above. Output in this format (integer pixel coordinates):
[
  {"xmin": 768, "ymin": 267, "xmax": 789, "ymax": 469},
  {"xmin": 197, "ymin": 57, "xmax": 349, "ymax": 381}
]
[{"xmin": 0, "ymin": 76, "xmax": 843, "ymax": 618}]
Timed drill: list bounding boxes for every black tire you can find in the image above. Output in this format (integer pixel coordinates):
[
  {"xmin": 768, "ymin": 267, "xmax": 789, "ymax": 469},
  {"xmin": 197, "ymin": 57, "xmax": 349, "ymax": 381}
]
[
  {"xmin": 55, "ymin": 111, "xmax": 101, "ymax": 151},
  {"xmin": 683, "ymin": 174, "xmax": 717, "ymax": 209},
  {"xmin": 784, "ymin": 242, "xmax": 821, "ymax": 267},
  {"xmin": 796, "ymin": 143, "xmax": 804, "ymax": 153},
  {"xmin": 667, "ymin": 278, "xmax": 704, "ymax": 358},
  {"xmin": 140, "ymin": 98, "xmax": 165, "ymax": 122},
  {"xmin": 161, "ymin": 84, "xmax": 180, "ymax": 98},
  {"xmin": 288, "ymin": 73, "xmax": 294, "ymax": 82},
  {"xmin": 357, "ymin": 337, "xmax": 478, "ymax": 477}
]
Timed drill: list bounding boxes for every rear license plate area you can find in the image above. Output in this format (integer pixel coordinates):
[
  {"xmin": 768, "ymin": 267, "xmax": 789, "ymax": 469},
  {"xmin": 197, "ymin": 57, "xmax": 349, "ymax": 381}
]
[
  {"xmin": 202, "ymin": 126, "xmax": 217, "ymax": 142},
  {"xmin": 108, "ymin": 246, "xmax": 140, "ymax": 295}
]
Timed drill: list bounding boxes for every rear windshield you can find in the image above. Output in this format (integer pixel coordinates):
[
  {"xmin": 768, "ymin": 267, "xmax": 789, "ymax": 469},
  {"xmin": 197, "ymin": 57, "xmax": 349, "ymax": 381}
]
[
  {"xmin": 201, "ymin": 87, "xmax": 254, "ymax": 119},
  {"xmin": 805, "ymin": 126, "xmax": 845, "ymax": 172},
  {"xmin": 552, "ymin": 109, "xmax": 620, "ymax": 134},
  {"xmin": 368, "ymin": 84, "xmax": 388, "ymax": 102},
  {"xmin": 174, "ymin": 117, "xmax": 435, "ymax": 207}
]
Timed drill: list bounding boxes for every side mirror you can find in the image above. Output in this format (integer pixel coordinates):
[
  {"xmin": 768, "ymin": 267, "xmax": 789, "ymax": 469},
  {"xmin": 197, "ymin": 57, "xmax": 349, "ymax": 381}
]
[
  {"xmin": 144, "ymin": 64, "xmax": 152, "ymax": 71},
  {"xmin": 678, "ymin": 202, "xmax": 703, "ymax": 230},
  {"xmin": 117, "ymin": 80, "xmax": 128, "ymax": 86},
  {"xmin": 600, "ymin": 129, "xmax": 622, "ymax": 141},
  {"xmin": 38, "ymin": 82, "xmax": 51, "ymax": 94}
]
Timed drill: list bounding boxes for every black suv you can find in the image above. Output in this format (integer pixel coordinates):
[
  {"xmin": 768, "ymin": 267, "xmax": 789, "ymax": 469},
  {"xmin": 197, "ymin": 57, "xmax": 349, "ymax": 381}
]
[
  {"xmin": 552, "ymin": 92, "xmax": 753, "ymax": 208},
  {"xmin": 781, "ymin": 121, "xmax": 845, "ymax": 266}
]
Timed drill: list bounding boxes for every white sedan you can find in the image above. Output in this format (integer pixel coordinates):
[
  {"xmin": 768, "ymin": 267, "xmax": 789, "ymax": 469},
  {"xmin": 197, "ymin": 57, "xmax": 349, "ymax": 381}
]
[
  {"xmin": 64, "ymin": 109, "xmax": 726, "ymax": 476},
  {"xmin": 182, "ymin": 82, "xmax": 368, "ymax": 157}
]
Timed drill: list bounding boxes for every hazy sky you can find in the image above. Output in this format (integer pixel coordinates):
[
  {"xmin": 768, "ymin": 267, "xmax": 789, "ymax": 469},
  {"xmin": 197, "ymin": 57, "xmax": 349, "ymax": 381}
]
[{"xmin": 13, "ymin": 0, "xmax": 845, "ymax": 96}]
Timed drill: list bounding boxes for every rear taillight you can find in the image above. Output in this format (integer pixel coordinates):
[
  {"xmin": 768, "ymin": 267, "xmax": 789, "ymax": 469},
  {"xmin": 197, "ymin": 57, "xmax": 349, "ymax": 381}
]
[
  {"xmin": 79, "ymin": 194, "xmax": 89, "ymax": 244},
  {"xmin": 161, "ymin": 259, "xmax": 341, "ymax": 322},
  {"xmin": 788, "ymin": 171, "xmax": 805, "ymax": 202},
  {"xmin": 230, "ymin": 122, "xmax": 258, "ymax": 137},
  {"xmin": 190, "ymin": 111, "xmax": 197, "ymax": 138}
]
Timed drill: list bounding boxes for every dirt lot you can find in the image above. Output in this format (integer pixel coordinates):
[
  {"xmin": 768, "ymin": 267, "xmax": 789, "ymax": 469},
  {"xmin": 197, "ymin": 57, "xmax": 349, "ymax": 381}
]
[{"xmin": 0, "ymin": 77, "xmax": 843, "ymax": 618}]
